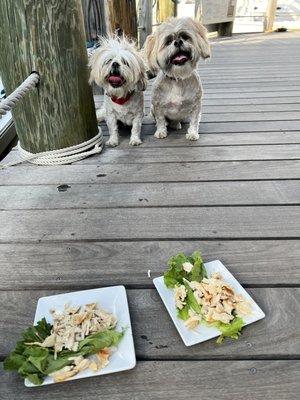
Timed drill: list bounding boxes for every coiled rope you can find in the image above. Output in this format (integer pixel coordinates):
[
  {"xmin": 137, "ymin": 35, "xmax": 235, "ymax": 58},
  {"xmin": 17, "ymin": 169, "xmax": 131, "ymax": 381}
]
[{"xmin": 0, "ymin": 72, "xmax": 103, "ymax": 168}]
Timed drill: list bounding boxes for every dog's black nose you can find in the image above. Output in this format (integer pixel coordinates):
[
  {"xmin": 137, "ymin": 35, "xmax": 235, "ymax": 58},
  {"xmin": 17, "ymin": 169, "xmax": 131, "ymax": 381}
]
[
  {"xmin": 174, "ymin": 39, "xmax": 183, "ymax": 47},
  {"xmin": 112, "ymin": 61, "xmax": 119, "ymax": 68}
]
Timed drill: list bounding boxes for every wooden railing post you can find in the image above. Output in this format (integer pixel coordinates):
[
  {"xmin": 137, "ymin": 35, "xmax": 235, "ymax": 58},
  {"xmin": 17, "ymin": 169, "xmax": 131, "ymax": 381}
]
[
  {"xmin": 156, "ymin": 0, "xmax": 177, "ymax": 23},
  {"xmin": 0, "ymin": 0, "xmax": 98, "ymax": 153},
  {"xmin": 138, "ymin": 0, "xmax": 153, "ymax": 48},
  {"xmin": 81, "ymin": 0, "xmax": 107, "ymax": 42},
  {"xmin": 107, "ymin": 0, "xmax": 138, "ymax": 39},
  {"xmin": 264, "ymin": 0, "xmax": 278, "ymax": 32}
]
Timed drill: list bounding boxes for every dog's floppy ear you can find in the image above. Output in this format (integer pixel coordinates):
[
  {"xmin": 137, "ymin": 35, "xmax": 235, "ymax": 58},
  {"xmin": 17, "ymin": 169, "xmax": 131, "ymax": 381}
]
[
  {"xmin": 135, "ymin": 51, "xmax": 148, "ymax": 91},
  {"xmin": 137, "ymin": 70, "xmax": 147, "ymax": 91},
  {"xmin": 143, "ymin": 34, "xmax": 159, "ymax": 74},
  {"xmin": 88, "ymin": 49, "xmax": 103, "ymax": 85},
  {"xmin": 189, "ymin": 19, "xmax": 211, "ymax": 59}
]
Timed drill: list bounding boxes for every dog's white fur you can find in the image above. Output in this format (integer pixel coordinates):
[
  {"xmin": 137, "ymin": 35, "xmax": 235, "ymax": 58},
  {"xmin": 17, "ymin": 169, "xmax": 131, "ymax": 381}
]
[
  {"xmin": 144, "ymin": 18, "xmax": 210, "ymax": 140},
  {"xmin": 89, "ymin": 36, "xmax": 147, "ymax": 146}
]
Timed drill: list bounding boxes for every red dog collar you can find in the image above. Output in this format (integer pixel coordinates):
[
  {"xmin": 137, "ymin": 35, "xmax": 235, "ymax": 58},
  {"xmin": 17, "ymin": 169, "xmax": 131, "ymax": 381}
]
[{"xmin": 110, "ymin": 92, "xmax": 132, "ymax": 105}]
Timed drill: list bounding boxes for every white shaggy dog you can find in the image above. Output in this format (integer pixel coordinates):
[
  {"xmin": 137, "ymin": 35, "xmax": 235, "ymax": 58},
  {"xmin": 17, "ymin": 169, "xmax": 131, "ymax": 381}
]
[
  {"xmin": 89, "ymin": 37, "xmax": 147, "ymax": 146},
  {"xmin": 144, "ymin": 18, "xmax": 210, "ymax": 141}
]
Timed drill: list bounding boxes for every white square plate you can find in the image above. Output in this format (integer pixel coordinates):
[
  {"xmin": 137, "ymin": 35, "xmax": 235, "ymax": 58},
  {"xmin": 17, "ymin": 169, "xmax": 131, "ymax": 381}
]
[
  {"xmin": 25, "ymin": 285, "xmax": 136, "ymax": 387},
  {"xmin": 153, "ymin": 260, "xmax": 265, "ymax": 346}
]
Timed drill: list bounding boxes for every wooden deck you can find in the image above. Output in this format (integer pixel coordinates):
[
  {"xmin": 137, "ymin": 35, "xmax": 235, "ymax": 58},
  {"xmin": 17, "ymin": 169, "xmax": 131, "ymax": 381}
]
[{"xmin": 0, "ymin": 32, "xmax": 300, "ymax": 399}]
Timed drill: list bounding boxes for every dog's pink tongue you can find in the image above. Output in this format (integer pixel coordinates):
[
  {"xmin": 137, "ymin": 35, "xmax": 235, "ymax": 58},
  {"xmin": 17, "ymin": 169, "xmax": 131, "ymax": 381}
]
[
  {"xmin": 108, "ymin": 75, "xmax": 123, "ymax": 85},
  {"xmin": 172, "ymin": 54, "xmax": 188, "ymax": 63}
]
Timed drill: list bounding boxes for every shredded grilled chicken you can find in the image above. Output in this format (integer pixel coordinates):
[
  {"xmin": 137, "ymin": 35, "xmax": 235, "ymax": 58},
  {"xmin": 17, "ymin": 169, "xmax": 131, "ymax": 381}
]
[
  {"xmin": 176, "ymin": 272, "xmax": 252, "ymax": 329},
  {"xmin": 184, "ymin": 309, "xmax": 202, "ymax": 329},
  {"xmin": 31, "ymin": 303, "xmax": 117, "ymax": 359},
  {"xmin": 27, "ymin": 302, "xmax": 117, "ymax": 382},
  {"xmin": 49, "ymin": 358, "xmax": 91, "ymax": 383},
  {"xmin": 174, "ymin": 285, "xmax": 187, "ymax": 310}
]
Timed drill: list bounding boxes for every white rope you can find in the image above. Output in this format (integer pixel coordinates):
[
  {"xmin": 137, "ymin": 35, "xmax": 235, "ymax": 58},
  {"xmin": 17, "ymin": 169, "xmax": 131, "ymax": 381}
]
[
  {"xmin": 0, "ymin": 129, "xmax": 103, "ymax": 169},
  {"xmin": 0, "ymin": 72, "xmax": 104, "ymax": 168},
  {"xmin": 0, "ymin": 73, "xmax": 40, "ymax": 118}
]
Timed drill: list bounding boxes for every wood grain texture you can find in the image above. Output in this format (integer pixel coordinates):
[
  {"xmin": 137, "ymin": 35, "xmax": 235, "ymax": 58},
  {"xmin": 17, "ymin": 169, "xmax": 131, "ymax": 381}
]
[
  {"xmin": 0, "ymin": 288, "xmax": 299, "ymax": 359},
  {"xmin": 107, "ymin": 0, "xmax": 137, "ymax": 38},
  {"xmin": 202, "ymin": 97, "xmax": 300, "ymax": 105},
  {"xmin": 1, "ymin": 361, "xmax": 299, "ymax": 399},
  {"xmin": 156, "ymin": 0, "xmax": 176, "ymax": 22},
  {"xmin": 94, "ymin": 94, "xmax": 300, "ymax": 106},
  {"xmin": 94, "ymin": 99, "xmax": 300, "ymax": 114},
  {"xmin": 0, "ymin": 240, "xmax": 298, "ymax": 289},
  {"xmin": 138, "ymin": 0, "xmax": 152, "ymax": 47},
  {"xmin": 138, "ymin": 120, "xmax": 300, "ymax": 132},
  {"xmin": 1, "ymin": 161, "xmax": 299, "ymax": 185},
  {"xmin": 0, "ymin": 0, "xmax": 98, "ymax": 152},
  {"xmin": 5, "ymin": 132, "xmax": 300, "ymax": 155},
  {"xmin": 111, "ymin": 131, "xmax": 300, "ymax": 147},
  {"xmin": 201, "ymin": 104, "xmax": 300, "ymax": 113},
  {"xmin": 200, "ymin": 112, "xmax": 300, "ymax": 122},
  {"xmin": 80, "ymin": 145, "xmax": 300, "ymax": 164},
  {"xmin": 0, "ymin": 206, "xmax": 299, "ymax": 242},
  {"xmin": 81, "ymin": 0, "xmax": 107, "ymax": 41},
  {"xmin": 0, "ymin": 181, "xmax": 299, "ymax": 210}
]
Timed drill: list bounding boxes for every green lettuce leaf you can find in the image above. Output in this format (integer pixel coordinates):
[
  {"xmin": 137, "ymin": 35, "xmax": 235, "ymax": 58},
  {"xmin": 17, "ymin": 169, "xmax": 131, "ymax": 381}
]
[
  {"xmin": 188, "ymin": 251, "xmax": 207, "ymax": 281},
  {"xmin": 26, "ymin": 373, "xmax": 44, "ymax": 386},
  {"xmin": 215, "ymin": 317, "xmax": 245, "ymax": 344},
  {"xmin": 4, "ymin": 318, "xmax": 124, "ymax": 385},
  {"xmin": 185, "ymin": 285, "xmax": 201, "ymax": 314},
  {"xmin": 177, "ymin": 303, "xmax": 190, "ymax": 321},
  {"xmin": 4, "ymin": 318, "xmax": 51, "ymax": 372},
  {"xmin": 164, "ymin": 252, "xmax": 188, "ymax": 288},
  {"xmin": 176, "ymin": 284, "xmax": 202, "ymax": 322},
  {"xmin": 164, "ymin": 251, "xmax": 207, "ymax": 288},
  {"xmin": 77, "ymin": 329, "xmax": 124, "ymax": 355}
]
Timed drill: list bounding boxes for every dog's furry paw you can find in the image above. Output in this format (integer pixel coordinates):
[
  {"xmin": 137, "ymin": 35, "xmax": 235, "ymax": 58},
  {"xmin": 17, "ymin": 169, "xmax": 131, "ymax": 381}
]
[
  {"xmin": 186, "ymin": 131, "xmax": 199, "ymax": 141},
  {"xmin": 169, "ymin": 121, "xmax": 182, "ymax": 130},
  {"xmin": 96, "ymin": 108, "xmax": 105, "ymax": 122},
  {"xmin": 154, "ymin": 130, "xmax": 168, "ymax": 139},
  {"xmin": 106, "ymin": 137, "xmax": 119, "ymax": 147},
  {"xmin": 129, "ymin": 137, "xmax": 142, "ymax": 146}
]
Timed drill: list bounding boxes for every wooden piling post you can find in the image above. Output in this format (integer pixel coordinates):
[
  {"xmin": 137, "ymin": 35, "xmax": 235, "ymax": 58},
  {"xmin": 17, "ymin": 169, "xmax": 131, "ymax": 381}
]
[
  {"xmin": 156, "ymin": 0, "xmax": 177, "ymax": 23},
  {"xmin": 0, "ymin": 0, "xmax": 98, "ymax": 153},
  {"xmin": 107, "ymin": 0, "xmax": 138, "ymax": 39},
  {"xmin": 264, "ymin": 0, "xmax": 278, "ymax": 32},
  {"xmin": 138, "ymin": 0, "xmax": 153, "ymax": 48},
  {"xmin": 82, "ymin": 0, "xmax": 107, "ymax": 42}
]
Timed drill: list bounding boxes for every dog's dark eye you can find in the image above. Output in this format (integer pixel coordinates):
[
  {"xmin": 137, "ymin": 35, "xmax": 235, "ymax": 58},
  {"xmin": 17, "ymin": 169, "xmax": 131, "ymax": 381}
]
[
  {"xmin": 165, "ymin": 35, "xmax": 173, "ymax": 46},
  {"xmin": 121, "ymin": 57, "xmax": 129, "ymax": 66},
  {"xmin": 180, "ymin": 32, "xmax": 191, "ymax": 41},
  {"xmin": 104, "ymin": 59, "xmax": 112, "ymax": 65}
]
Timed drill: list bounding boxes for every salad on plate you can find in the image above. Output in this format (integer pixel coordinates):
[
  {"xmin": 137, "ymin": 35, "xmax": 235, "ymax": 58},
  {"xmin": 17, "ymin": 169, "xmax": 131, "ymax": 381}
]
[
  {"xmin": 4, "ymin": 302, "xmax": 124, "ymax": 385},
  {"xmin": 164, "ymin": 251, "xmax": 252, "ymax": 343}
]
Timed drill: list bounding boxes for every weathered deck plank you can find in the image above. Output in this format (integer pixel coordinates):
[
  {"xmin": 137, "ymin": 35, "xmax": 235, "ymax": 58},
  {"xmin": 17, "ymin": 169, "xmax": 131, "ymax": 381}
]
[
  {"xmin": 1, "ymin": 206, "xmax": 299, "ymax": 242},
  {"xmin": 0, "ymin": 181, "xmax": 299, "ymax": 209},
  {"xmin": 0, "ymin": 240, "xmax": 298, "ymax": 289},
  {"xmin": 1, "ymin": 361, "xmax": 299, "ymax": 400},
  {"xmin": 5, "ymin": 131, "xmax": 300, "ymax": 153},
  {"xmin": 1, "ymin": 161, "xmax": 299, "ymax": 184},
  {"xmin": 140, "ymin": 120, "xmax": 300, "ymax": 131},
  {"xmin": 80, "ymin": 145, "xmax": 300, "ymax": 164}
]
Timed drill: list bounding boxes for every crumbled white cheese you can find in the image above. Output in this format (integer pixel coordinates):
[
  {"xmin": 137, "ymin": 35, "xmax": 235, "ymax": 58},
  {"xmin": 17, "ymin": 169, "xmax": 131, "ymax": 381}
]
[{"xmin": 182, "ymin": 262, "xmax": 194, "ymax": 273}]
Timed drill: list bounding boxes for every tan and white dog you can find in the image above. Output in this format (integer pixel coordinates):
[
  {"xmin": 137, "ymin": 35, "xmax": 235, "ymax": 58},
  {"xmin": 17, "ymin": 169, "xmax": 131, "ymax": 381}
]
[
  {"xmin": 89, "ymin": 36, "xmax": 147, "ymax": 146},
  {"xmin": 144, "ymin": 18, "xmax": 210, "ymax": 141}
]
